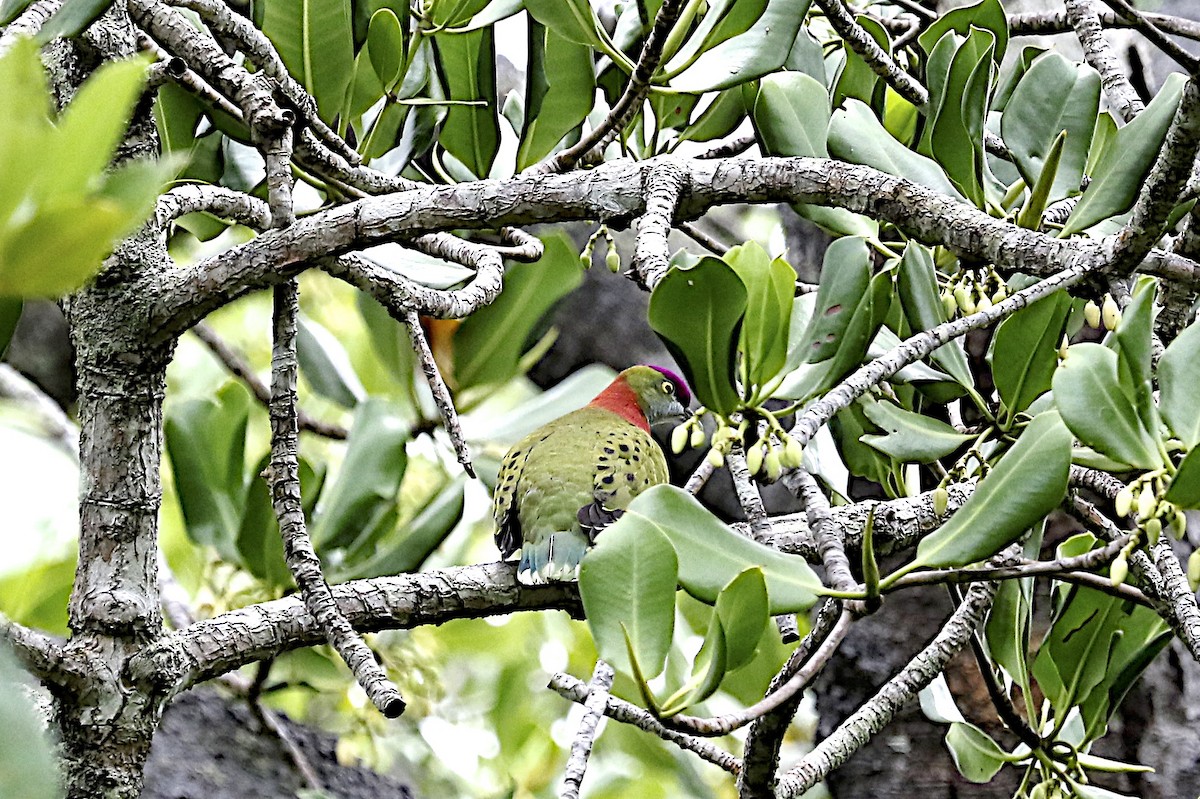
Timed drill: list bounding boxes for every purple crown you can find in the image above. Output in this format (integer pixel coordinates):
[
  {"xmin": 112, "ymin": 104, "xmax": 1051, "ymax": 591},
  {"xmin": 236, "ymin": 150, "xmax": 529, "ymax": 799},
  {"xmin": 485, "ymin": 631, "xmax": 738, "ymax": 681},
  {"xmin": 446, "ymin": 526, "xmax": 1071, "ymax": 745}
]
[{"xmin": 648, "ymin": 365, "xmax": 692, "ymax": 405}]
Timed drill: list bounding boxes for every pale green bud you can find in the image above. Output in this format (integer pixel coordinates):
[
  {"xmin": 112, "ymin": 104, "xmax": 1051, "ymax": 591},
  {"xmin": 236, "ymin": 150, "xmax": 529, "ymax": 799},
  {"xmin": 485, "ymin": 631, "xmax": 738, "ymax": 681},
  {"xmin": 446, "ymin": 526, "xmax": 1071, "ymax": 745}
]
[
  {"xmin": 1058, "ymin": 335, "xmax": 1070, "ymax": 361},
  {"xmin": 746, "ymin": 443, "xmax": 765, "ymax": 475},
  {"xmin": 1110, "ymin": 553, "xmax": 1129, "ymax": 586},
  {"xmin": 606, "ymin": 247, "xmax": 621, "ymax": 273},
  {"xmin": 976, "ymin": 294, "xmax": 993, "ymax": 313},
  {"xmin": 671, "ymin": 423, "xmax": 688, "ymax": 454},
  {"xmin": 1145, "ymin": 517, "xmax": 1163, "ymax": 546},
  {"xmin": 781, "ymin": 437, "xmax": 804, "ymax": 468},
  {"xmin": 933, "ymin": 486, "xmax": 949, "ymax": 516},
  {"xmin": 1084, "ymin": 300, "xmax": 1101, "ymax": 329},
  {"xmin": 706, "ymin": 447, "xmax": 725, "ymax": 469},
  {"xmin": 690, "ymin": 425, "xmax": 706, "ymax": 449},
  {"xmin": 1102, "ymin": 294, "xmax": 1121, "ymax": 330},
  {"xmin": 991, "ymin": 286, "xmax": 1007, "ymax": 305},
  {"xmin": 764, "ymin": 449, "xmax": 782, "ymax": 481},
  {"xmin": 941, "ymin": 292, "xmax": 957, "ymax": 319},
  {"xmin": 953, "ymin": 285, "xmax": 971, "ymax": 312},
  {"xmin": 1188, "ymin": 549, "xmax": 1200, "ymax": 592},
  {"xmin": 1138, "ymin": 484, "xmax": 1157, "ymax": 521},
  {"xmin": 1115, "ymin": 486, "xmax": 1134, "ymax": 518},
  {"xmin": 580, "ymin": 251, "xmax": 592, "ymax": 268},
  {"xmin": 1172, "ymin": 510, "xmax": 1188, "ymax": 539}
]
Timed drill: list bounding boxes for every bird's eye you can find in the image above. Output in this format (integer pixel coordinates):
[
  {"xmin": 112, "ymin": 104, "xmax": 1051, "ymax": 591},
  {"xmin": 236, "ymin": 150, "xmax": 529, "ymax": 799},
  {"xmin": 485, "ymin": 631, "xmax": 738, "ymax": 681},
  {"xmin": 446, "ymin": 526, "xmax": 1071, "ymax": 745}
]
[{"xmin": 662, "ymin": 381, "xmax": 674, "ymax": 395}]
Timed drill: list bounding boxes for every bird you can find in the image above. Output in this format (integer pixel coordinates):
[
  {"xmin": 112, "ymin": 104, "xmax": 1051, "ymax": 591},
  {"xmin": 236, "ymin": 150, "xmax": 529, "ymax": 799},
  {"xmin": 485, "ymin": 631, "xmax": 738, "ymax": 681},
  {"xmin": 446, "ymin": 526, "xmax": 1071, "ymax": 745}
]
[{"xmin": 492, "ymin": 365, "xmax": 691, "ymax": 585}]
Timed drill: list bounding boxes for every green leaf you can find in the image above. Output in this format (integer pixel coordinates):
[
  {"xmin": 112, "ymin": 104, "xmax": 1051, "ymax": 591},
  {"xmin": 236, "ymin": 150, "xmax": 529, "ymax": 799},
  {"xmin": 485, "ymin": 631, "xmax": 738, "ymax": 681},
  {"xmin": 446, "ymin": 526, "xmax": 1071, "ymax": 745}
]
[
  {"xmin": 1053, "ymin": 343, "xmax": 1163, "ymax": 470},
  {"xmin": 523, "ymin": 0, "xmax": 606, "ymax": 49},
  {"xmin": 860, "ymin": 399, "xmax": 974, "ymax": 462},
  {"xmin": 829, "ymin": 100, "xmax": 963, "ymax": 200},
  {"xmin": 724, "ymin": 242, "xmax": 794, "ymax": 390},
  {"xmin": 1165, "ymin": 447, "xmax": 1200, "ymax": 508},
  {"xmin": 453, "ymin": 231, "xmax": 583, "ymax": 390},
  {"xmin": 797, "ymin": 237, "xmax": 879, "ymax": 366},
  {"xmin": 0, "ymin": 0, "xmax": 34, "ymax": 25},
  {"xmin": 0, "ymin": 648, "xmax": 60, "ymax": 799},
  {"xmin": 648, "ymin": 257, "xmax": 747, "ymax": 415},
  {"xmin": 1015, "ymin": 129, "xmax": 1067, "ymax": 229},
  {"xmin": 1002, "ymin": 53, "xmax": 1100, "ymax": 203},
  {"xmin": 715, "ymin": 567, "xmax": 769, "ymax": 671},
  {"xmin": 298, "ymin": 316, "xmax": 367, "ymax": 408},
  {"xmin": 164, "ymin": 382, "xmax": 252, "ymax": 561},
  {"xmin": 918, "ymin": 0, "xmax": 1008, "ymax": 63},
  {"xmin": 33, "ymin": 0, "xmax": 113, "ymax": 43},
  {"xmin": 926, "ymin": 27, "xmax": 996, "ymax": 207},
  {"xmin": 616, "ymin": 486, "xmax": 821, "ymax": 613},
  {"xmin": 0, "ymin": 298, "xmax": 20, "ymax": 357},
  {"xmin": 906, "ymin": 411, "xmax": 1070, "ymax": 571},
  {"xmin": 336, "ymin": 475, "xmax": 467, "ymax": 578},
  {"xmin": 668, "ymin": 0, "xmax": 811, "ymax": 93},
  {"xmin": 579, "ymin": 512, "xmax": 678, "ymax": 677},
  {"xmin": 946, "ymin": 722, "xmax": 1009, "ymax": 783},
  {"xmin": 428, "ymin": 0, "xmax": 489, "ymax": 26},
  {"xmin": 985, "ymin": 565, "xmax": 1033, "ymax": 690},
  {"xmin": 517, "ymin": 21, "xmax": 594, "ymax": 170},
  {"xmin": 310, "ymin": 399, "xmax": 408, "ymax": 550},
  {"xmin": 235, "ymin": 454, "xmax": 298, "ymax": 588},
  {"xmin": 262, "ymin": 0, "xmax": 355, "ymax": 122},
  {"xmin": 1158, "ymin": 320, "xmax": 1200, "ymax": 448},
  {"xmin": 751, "ymin": 70, "xmax": 830, "ymax": 158},
  {"xmin": 1111, "ymin": 275, "xmax": 1157, "ymax": 437},
  {"xmin": 991, "ymin": 290, "xmax": 1070, "ymax": 421},
  {"xmin": 679, "ymin": 89, "xmax": 746, "ymax": 143},
  {"xmin": 367, "ymin": 9, "xmax": 406, "ymax": 91},
  {"xmin": 896, "ymin": 242, "xmax": 973, "ymax": 387},
  {"xmin": 660, "ymin": 0, "xmax": 767, "ymax": 77},
  {"xmin": 659, "ymin": 614, "xmax": 727, "ymax": 716},
  {"xmin": 1062, "ymin": 73, "xmax": 1186, "ymax": 235},
  {"xmin": 435, "ymin": 27, "xmax": 500, "ymax": 178}
]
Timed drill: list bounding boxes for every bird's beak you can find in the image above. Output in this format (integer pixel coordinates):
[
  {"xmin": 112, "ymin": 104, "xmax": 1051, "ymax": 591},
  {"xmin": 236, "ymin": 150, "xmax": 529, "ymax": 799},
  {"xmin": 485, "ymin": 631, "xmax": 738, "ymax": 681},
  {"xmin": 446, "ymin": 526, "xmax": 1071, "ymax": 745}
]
[{"xmin": 658, "ymin": 400, "xmax": 690, "ymax": 426}]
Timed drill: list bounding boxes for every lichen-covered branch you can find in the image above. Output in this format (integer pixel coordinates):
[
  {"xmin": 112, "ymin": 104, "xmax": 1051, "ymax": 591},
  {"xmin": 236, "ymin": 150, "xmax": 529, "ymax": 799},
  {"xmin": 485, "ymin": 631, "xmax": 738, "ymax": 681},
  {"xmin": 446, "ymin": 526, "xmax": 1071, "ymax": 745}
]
[
  {"xmin": 403, "ymin": 309, "xmax": 474, "ymax": 477},
  {"xmin": 558, "ymin": 660, "xmax": 615, "ymax": 799},
  {"xmin": 1065, "ymin": 0, "xmax": 1146, "ymax": 122}
]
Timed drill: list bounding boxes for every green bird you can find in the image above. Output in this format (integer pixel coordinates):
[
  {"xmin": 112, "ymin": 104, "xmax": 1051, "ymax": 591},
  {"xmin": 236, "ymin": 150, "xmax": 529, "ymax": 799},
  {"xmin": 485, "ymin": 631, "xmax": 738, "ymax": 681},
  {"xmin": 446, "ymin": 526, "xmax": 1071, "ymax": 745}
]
[{"xmin": 493, "ymin": 365, "xmax": 691, "ymax": 584}]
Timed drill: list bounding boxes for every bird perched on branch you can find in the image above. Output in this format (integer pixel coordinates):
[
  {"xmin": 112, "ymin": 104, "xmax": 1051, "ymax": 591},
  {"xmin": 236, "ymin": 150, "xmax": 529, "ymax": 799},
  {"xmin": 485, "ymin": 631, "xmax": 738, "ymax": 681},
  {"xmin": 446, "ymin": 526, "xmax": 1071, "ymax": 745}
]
[{"xmin": 493, "ymin": 365, "xmax": 691, "ymax": 585}]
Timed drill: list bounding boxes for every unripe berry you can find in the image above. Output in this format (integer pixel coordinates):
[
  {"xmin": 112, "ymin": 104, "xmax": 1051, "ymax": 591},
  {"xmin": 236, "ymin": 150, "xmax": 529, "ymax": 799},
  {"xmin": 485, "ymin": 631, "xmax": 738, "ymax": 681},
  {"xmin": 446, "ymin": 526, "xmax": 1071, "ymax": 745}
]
[
  {"xmin": 690, "ymin": 425, "xmax": 706, "ymax": 449},
  {"xmin": 1137, "ymin": 484, "xmax": 1157, "ymax": 520},
  {"xmin": 991, "ymin": 286, "xmax": 1007, "ymax": 305},
  {"xmin": 781, "ymin": 437, "xmax": 804, "ymax": 468},
  {"xmin": 606, "ymin": 247, "xmax": 621, "ymax": 273},
  {"xmin": 671, "ymin": 423, "xmax": 688, "ymax": 454},
  {"xmin": 764, "ymin": 449, "xmax": 782, "ymax": 481},
  {"xmin": 1172, "ymin": 510, "xmax": 1188, "ymax": 539},
  {"xmin": 1145, "ymin": 517, "xmax": 1162, "ymax": 546},
  {"xmin": 706, "ymin": 447, "xmax": 725, "ymax": 469},
  {"xmin": 976, "ymin": 295, "xmax": 993, "ymax": 313},
  {"xmin": 1084, "ymin": 300, "xmax": 1101, "ymax": 329},
  {"xmin": 1110, "ymin": 553, "xmax": 1128, "ymax": 586},
  {"xmin": 941, "ymin": 292, "xmax": 957, "ymax": 319},
  {"xmin": 1102, "ymin": 294, "xmax": 1121, "ymax": 330},
  {"xmin": 933, "ymin": 486, "xmax": 949, "ymax": 516},
  {"xmin": 746, "ymin": 442, "xmax": 765, "ymax": 475},
  {"xmin": 1188, "ymin": 549, "xmax": 1200, "ymax": 592},
  {"xmin": 1115, "ymin": 486, "xmax": 1133, "ymax": 518}
]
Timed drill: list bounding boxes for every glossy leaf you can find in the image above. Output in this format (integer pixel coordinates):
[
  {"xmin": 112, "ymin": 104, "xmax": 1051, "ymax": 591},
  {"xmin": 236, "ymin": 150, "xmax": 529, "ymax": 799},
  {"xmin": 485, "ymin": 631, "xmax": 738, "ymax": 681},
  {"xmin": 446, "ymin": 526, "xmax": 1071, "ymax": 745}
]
[
  {"xmin": 796, "ymin": 237, "xmax": 871, "ymax": 364},
  {"xmin": 715, "ymin": 567, "xmax": 770, "ymax": 671},
  {"xmin": 1165, "ymin": 447, "xmax": 1200, "ymax": 508},
  {"xmin": 829, "ymin": 100, "xmax": 962, "ymax": 200},
  {"xmin": 1062, "ymin": 73, "xmax": 1186, "ymax": 235},
  {"xmin": 896, "ymin": 242, "xmax": 973, "ymax": 386},
  {"xmin": 1111, "ymin": 276, "xmax": 1157, "ymax": 437},
  {"xmin": 518, "ymin": 21, "xmax": 594, "ymax": 170},
  {"xmin": 262, "ymin": 0, "xmax": 355, "ymax": 122},
  {"xmin": 297, "ymin": 316, "xmax": 367, "ymax": 408},
  {"xmin": 926, "ymin": 28, "xmax": 995, "ymax": 207},
  {"xmin": 1158, "ymin": 320, "xmax": 1200, "ymax": 448},
  {"xmin": 918, "ymin": 0, "xmax": 1008, "ymax": 62},
  {"xmin": 337, "ymin": 475, "xmax": 467, "ymax": 578},
  {"xmin": 1053, "ymin": 344, "xmax": 1163, "ymax": 470},
  {"xmin": 523, "ymin": 0, "xmax": 605, "ymax": 48},
  {"xmin": 310, "ymin": 399, "xmax": 408, "ymax": 550},
  {"xmin": 579, "ymin": 511, "xmax": 678, "ymax": 677},
  {"xmin": 616, "ymin": 486, "xmax": 821, "ymax": 613},
  {"xmin": 725, "ymin": 242, "xmax": 794, "ymax": 389},
  {"xmin": 0, "ymin": 0, "xmax": 33, "ymax": 24},
  {"xmin": 669, "ymin": 0, "xmax": 810, "ymax": 93},
  {"xmin": 907, "ymin": 411, "xmax": 1070, "ymax": 571},
  {"xmin": 435, "ymin": 28, "xmax": 500, "ymax": 178},
  {"xmin": 751, "ymin": 71, "xmax": 830, "ymax": 159},
  {"xmin": 164, "ymin": 382, "xmax": 252, "ymax": 561},
  {"xmin": 991, "ymin": 290, "xmax": 1070, "ymax": 421},
  {"xmin": 985, "ymin": 564, "xmax": 1033, "ymax": 690},
  {"xmin": 660, "ymin": 614, "xmax": 727, "ymax": 716},
  {"xmin": 946, "ymin": 723, "xmax": 1009, "ymax": 783},
  {"xmin": 1002, "ymin": 53, "xmax": 1100, "ymax": 203},
  {"xmin": 366, "ymin": 9, "xmax": 405, "ymax": 92},
  {"xmin": 679, "ymin": 89, "xmax": 746, "ymax": 143},
  {"xmin": 861, "ymin": 399, "xmax": 974, "ymax": 462},
  {"xmin": 661, "ymin": 0, "xmax": 767, "ymax": 77},
  {"xmin": 649, "ymin": 258, "xmax": 747, "ymax": 415},
  {"xmin": 454, "ymin": 231, "xmax": 583, "ymax": 390}
]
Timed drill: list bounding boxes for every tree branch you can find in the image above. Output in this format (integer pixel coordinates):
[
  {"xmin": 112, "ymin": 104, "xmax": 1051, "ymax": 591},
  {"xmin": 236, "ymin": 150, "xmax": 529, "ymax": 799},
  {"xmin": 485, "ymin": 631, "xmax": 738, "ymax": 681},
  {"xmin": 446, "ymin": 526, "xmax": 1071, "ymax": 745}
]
[
  {"xmin": 1065, "ymin": 0, "xmax": 1146, "ymax": 122},
  {"xmin": 775, "ymin": 574, "xmax": 1004, "ymax": 797},
  {"xmin": 558, "ymin": 660, "xmax": 615, "ymax": 799},
  {"xmin": 128, "ymin": 562, "xmax": 582, "ymax": 693},
  {"xmin": 403, "ymin": 309, "xmax": 474, "ymax": 477}
]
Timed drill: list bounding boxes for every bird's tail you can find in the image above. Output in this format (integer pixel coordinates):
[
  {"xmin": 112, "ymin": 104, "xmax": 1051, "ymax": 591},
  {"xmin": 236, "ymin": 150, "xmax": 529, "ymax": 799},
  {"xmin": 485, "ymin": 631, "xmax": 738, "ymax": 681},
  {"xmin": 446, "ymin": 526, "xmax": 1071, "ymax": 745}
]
[{"xmin": 517, "ymin": 531, "xmax": 589, "ymax": 585}]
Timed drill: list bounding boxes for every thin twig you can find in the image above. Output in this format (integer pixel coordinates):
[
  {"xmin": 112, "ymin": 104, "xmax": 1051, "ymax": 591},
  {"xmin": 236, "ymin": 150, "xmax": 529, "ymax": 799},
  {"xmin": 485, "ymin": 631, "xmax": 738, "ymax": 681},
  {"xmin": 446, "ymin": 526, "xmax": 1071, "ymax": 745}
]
[
  {"xmin": 193, "ymin": 322, "xmax": 349, "ymax": 440},
  {"xmin": 403, "ymin": 309, "xmax": 474, "ymax": 477},
  {"xmin": 559, "ymin": 660, "xmax": 615, "ymax": 799},
  {"xmin": 659, "ymin": 610, "xmax": 852, "ymax": 738},
  {"xmin": 549, "ymin": 672, "xmax": 742, "ymax": 775},
  {"xmin": 1065, "ymin": 0, "xmax": 1146, "ymax": 122},
  {"xmin": 1008, "ymin": 9, "xmax": 1200, "ymax": 43},
  {"xmin": 678, "ymin": 220, "xmax": 729, "ymax": 255},
  {"xmin": 535, "ymin": 0, "xmax": 686, "ymax": 174}
]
